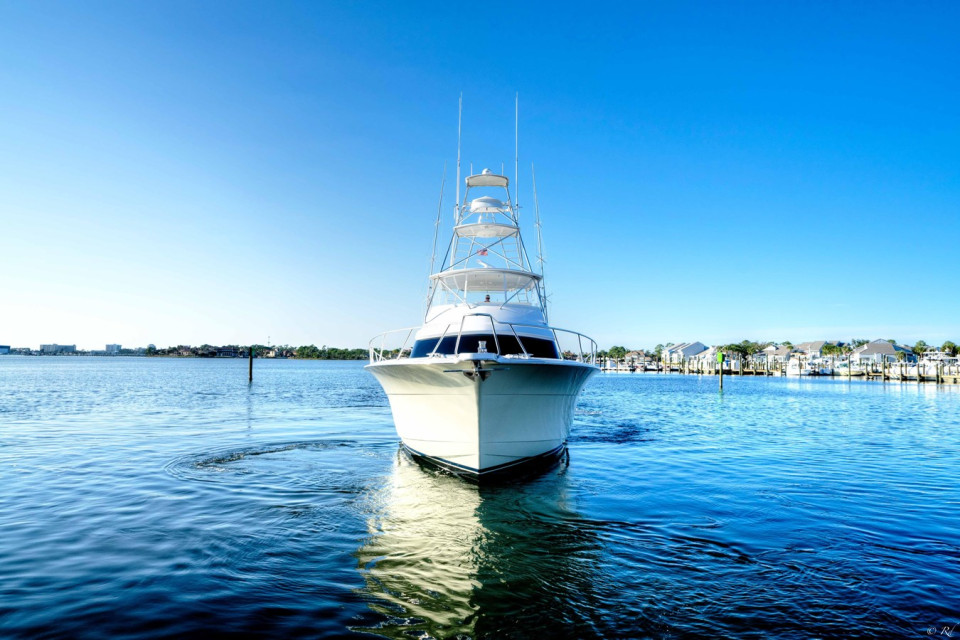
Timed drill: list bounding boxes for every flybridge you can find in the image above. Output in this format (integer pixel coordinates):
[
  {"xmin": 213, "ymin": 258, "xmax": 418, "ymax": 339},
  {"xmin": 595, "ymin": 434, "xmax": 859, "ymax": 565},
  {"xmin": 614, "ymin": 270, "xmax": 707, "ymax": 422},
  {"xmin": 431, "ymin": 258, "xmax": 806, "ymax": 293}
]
[{"xmin": 426, "ymin": 168, "xmax": 546, "ymax": 316}]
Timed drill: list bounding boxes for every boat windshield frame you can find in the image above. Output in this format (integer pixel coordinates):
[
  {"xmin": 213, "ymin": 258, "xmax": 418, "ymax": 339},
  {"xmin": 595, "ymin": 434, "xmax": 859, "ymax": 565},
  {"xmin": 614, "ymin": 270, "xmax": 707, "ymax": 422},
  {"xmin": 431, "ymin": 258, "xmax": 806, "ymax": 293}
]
[{"xmin": 368, "ymin": 313, "xmax": 598, "ymax": 365}]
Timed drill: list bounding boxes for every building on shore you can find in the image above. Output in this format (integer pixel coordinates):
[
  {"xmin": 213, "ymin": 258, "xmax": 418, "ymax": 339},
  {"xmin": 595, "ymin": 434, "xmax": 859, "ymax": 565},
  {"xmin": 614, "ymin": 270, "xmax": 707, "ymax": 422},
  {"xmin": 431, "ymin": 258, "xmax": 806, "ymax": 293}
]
[
  {"xmin": 851, "ymin": 339, "xmax": 915, "ymax": 364},
  {"xmin": 106, "ymin": 344, "xmax": 121, "ymax": 354},
  {"xmin": 0, "ymin": 345, "xmax": 9, "ymax": 355},
  {"xmin": 663, "ymin": 342, "xmax": 708, "ymax": 364},
  {"xmin": 793, "ymin": 341, "xmax": 827, "ymax": 357},
  {"xmin": 40, "ymin": 344, "xmax": 76, "ymax": 354},
  {"xmin": 761, "ymin": 344, "xmax": 792, "ymax": 365},
  {"xmin": 691, "ymin": 346, "xmax": 721, "ymax": 364}
]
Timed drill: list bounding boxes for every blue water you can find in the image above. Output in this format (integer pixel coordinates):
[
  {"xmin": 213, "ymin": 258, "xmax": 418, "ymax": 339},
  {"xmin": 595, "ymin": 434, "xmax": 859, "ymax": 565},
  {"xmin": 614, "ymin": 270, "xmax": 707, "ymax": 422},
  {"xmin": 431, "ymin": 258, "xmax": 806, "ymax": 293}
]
[{"xmin": 1, "ymin": 357, "xmax": 958, "ymax": 638}]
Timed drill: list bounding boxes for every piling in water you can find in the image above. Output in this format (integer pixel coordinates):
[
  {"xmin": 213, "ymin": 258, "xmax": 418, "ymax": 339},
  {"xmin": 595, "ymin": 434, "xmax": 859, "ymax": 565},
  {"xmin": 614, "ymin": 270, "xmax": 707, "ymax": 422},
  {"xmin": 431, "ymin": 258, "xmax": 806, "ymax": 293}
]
[{"xmin": 718, "ymin": 351, "xmax": 724, "ymax": 390}]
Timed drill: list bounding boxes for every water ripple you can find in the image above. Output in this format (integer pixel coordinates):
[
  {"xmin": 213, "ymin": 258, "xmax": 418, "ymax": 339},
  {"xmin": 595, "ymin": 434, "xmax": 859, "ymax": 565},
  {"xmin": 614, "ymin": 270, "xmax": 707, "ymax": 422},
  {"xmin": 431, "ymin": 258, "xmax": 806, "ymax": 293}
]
[{"xmin": 1, "ymin": 359, "xmax": 959, "ymax": 638}]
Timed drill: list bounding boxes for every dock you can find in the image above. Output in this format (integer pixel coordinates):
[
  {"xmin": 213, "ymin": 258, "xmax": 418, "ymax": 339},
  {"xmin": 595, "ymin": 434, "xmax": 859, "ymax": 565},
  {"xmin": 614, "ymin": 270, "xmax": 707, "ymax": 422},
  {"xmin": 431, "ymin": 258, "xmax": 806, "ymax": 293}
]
[{"xmin": 601, "ymin": 360, "xmax": 960, "ymax": 385}]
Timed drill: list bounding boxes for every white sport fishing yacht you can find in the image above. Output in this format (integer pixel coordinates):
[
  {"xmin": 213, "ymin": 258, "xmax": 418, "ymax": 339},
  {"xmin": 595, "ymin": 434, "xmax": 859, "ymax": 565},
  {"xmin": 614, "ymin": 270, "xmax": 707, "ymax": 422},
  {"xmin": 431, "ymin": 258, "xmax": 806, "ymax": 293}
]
[{"xmin": 366, "ymin": 127, "xmax": 598, "ymax": 478}]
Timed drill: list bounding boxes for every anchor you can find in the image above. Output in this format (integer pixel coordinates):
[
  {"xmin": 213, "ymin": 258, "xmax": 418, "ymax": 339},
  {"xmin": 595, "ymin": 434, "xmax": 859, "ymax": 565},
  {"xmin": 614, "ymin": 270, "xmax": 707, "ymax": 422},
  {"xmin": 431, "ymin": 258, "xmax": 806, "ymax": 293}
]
[{"xmin": 444, "ymin": 362, "xmax": 508, "ymax": 382}]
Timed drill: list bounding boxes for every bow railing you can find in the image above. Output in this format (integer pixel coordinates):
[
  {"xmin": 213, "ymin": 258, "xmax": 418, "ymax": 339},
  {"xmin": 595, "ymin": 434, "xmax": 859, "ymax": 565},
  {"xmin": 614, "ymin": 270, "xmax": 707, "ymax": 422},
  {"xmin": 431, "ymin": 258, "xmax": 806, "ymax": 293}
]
[{"xmin": 368, "ymin": 314, "xmax": 597, "ymax": 365}]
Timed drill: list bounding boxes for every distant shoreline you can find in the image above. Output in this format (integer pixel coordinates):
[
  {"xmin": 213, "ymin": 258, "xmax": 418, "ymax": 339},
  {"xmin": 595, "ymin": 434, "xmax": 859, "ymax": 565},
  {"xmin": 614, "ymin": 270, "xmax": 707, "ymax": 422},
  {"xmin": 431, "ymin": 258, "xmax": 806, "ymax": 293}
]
[
  {"xmin": 0, "ymin": 344, "xmax": 369, "ymax": 359},
  {"xmin": 0, "ymin": 353, "xmax": 367, "ymax": 360}
]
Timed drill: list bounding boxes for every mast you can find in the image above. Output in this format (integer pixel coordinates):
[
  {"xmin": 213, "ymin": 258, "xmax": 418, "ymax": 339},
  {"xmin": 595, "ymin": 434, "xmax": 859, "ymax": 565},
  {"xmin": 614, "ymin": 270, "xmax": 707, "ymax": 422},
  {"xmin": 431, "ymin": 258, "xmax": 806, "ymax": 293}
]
[
  {"xmin": 456, "ymin": 93, "xmax": 462, "ymax": 223},
  {"xmin": 427, "ymin": 161, "xmax": 446, "ymax": 305},
  {"xmin": 533, "ymin": 163, "xmax": 547, "ymax": 322},
  {"xmin": 515, "ymin": 93, "xmax": 519, "ymax": 215}
]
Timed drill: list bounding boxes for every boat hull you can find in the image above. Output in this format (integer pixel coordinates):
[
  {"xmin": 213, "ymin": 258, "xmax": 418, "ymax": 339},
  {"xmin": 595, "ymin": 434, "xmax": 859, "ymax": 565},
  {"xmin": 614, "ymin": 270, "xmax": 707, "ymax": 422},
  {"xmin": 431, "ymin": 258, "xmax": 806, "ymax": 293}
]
[{"xmin": 366, "ymin": 357, "xmax": 597, "ymax": 476}]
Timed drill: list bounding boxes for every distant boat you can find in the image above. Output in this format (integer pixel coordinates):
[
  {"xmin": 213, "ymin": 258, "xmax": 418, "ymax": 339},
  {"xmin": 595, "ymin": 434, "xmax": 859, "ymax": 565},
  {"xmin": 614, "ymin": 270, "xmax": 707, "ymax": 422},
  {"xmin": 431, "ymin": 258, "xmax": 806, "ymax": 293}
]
[
  {"xmin": 815, "ymin": 358, "xmax": 834, "ymax": 376},
  {"xmin": 366, "ymin": 140, "xmax": 598, "ymax": 478},
  {"xmin": 786, "ymin": 359, "xmax": 816, "ymax": 376}
]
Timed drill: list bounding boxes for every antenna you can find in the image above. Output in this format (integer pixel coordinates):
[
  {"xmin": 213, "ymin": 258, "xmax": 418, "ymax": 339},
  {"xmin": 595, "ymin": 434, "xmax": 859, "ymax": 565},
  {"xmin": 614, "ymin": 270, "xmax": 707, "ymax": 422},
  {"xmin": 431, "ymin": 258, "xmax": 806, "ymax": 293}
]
[
  {"xmin": 532, "ymin": 162, "xmax": 547, "ymax": 321},
  {"xmin": 429, "ymin": 162, "xmax": 446, "ymax": 276},
  {"xmin": 426, "ymin": 162, "xmax": 447, "ymax": 314},
  {"xmin": 456, "ymin": 93, "xmax": 462, "ymax": 223},
  {"xmin": 515, "ymin": 93, "xmax": 519, "ymax": 215}
]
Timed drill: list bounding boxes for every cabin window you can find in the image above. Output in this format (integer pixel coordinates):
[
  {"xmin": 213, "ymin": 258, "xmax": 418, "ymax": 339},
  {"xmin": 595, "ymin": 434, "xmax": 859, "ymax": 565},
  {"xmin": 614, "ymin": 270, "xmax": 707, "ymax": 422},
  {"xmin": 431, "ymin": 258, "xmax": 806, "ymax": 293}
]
[{"xmin": 411, "ymin": 333, "xmax": 559, "ymax": 359}]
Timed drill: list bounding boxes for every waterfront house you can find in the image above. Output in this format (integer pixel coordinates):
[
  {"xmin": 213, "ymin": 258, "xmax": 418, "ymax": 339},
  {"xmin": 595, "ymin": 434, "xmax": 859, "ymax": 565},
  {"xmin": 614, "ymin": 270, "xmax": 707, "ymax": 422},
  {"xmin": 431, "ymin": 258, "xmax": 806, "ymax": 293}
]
[
  {"xmin": 792, "ymin": 341, "xmax": 845, "ymax": 358},
  {"xmin": 850, "ymin": 339, "xmax": 915, "ymax": 364},
  {"xmin": 690, "ymin": 346, "xmax": 747, "ymax": 371},
  {"xmin": 794, "ymin": 340, "xmax": 825, "ymax": 356},
  {"xmin": 761, "ymin": 344, "xmax": 792, "ymax": 364},
  {"xmin": 691, "ymin": 346, "xmax": 720, "ymax": 363},
  {"xmin": 663, "ymin": 342, "xmax": 708, "ymax": 364}
]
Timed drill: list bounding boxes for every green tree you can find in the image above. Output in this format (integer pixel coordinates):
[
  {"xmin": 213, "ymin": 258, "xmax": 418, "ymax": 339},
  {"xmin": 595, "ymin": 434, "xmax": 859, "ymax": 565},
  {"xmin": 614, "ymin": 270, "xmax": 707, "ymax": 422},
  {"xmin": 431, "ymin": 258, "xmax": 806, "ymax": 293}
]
[
  {"xmin": 723, "ymin": 340, "xmax": 765, "ymax": 360},
  {"xmin": 851, "ymin": 338, "xmax": 869, "ymax": 348},
  {"xmin": 719, "ymin": 340, "xmax": 757, "ymax": 368},
  {"xmin": 912, "ymin": 340, "xmax": 928, "ymax": 357},
  {"xmin": 942, "ymin": 341, "xmax": 958, "ymax": 356},
  {"xmin": 295, "ymin": 345, "xmax": 322, "ymax": 359},
  {"xmin": 607, "ymin": 346, "xmax": 628, "ymax": 362}
]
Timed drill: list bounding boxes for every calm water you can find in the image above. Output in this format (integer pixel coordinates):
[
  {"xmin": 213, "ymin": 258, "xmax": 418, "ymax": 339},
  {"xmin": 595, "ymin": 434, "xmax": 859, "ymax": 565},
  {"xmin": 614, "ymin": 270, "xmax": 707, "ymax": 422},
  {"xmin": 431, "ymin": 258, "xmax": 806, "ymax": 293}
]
[{"xmin": 1, "ymin": 357, "xmax": 958, "ymax": 638}]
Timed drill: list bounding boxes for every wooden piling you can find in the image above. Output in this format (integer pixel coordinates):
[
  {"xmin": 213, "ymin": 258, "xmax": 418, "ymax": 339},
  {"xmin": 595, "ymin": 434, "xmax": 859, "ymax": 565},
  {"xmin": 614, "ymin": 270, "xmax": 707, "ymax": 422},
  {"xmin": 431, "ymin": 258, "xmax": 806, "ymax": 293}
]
[
  {"xmin": 719, "ymin": 352, "xmax": 724, "ymax": 390},
  {"xmin": 248, "ymin": 346, "xmax": 254, "ymax": 382}
]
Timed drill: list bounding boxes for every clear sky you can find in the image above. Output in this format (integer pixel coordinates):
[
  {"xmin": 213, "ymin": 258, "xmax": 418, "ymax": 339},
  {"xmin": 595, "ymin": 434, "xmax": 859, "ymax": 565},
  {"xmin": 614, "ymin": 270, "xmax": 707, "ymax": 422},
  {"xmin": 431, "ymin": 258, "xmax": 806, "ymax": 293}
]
[{"xmin": 1, "ymin": 1, "xmax": 957, "ymax": 351}]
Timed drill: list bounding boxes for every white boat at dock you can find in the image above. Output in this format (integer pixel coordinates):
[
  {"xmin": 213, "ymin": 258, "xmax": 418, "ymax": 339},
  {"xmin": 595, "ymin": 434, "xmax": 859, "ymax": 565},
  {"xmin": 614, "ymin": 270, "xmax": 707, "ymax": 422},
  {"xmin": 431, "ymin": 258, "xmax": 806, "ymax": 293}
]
[
  {"xmin": 786, "ymin": 358, "xmax": 817, "ymax": 376},
  {"xmin": 815, "ymin": 358, "xmax": 834, "ymax": 376},
  {"xmin": 366, "ymin": 120, "xmax": 598, "ymax": 478}
]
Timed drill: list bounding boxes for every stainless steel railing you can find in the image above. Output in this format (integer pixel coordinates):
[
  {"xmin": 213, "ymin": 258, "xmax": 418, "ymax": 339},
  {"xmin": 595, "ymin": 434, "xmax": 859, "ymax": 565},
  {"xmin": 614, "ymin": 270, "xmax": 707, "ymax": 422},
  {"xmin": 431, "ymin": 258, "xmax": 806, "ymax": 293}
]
[{"xmin": 368, "ymin": 313, "xmax": 598, "ymax": 365}]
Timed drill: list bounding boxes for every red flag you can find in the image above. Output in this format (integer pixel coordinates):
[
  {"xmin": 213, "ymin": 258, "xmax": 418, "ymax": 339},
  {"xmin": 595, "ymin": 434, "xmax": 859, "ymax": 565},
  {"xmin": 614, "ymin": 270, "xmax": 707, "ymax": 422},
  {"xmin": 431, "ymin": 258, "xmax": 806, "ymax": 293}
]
[{"xmin": 478, "ymin": 248, "xmax": 488, "ymax": 256}]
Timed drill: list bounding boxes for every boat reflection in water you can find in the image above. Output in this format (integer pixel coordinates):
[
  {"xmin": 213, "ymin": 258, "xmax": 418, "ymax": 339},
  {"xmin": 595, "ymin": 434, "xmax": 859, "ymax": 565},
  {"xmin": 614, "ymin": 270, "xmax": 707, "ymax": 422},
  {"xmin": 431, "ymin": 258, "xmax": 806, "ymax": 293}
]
[{"xmin": 353, "ymin": 450, "xmax": 604, "ymax": 638}]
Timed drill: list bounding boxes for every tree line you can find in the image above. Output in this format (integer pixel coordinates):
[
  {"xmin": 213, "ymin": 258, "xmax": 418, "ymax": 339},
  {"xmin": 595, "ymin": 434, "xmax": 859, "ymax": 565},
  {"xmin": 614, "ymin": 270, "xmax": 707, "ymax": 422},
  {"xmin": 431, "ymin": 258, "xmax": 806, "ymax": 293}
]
[
  {"xmin": 146, "ymin": 344, "xmax": 368, "ymax": 360},
  {"xmin": 291, "ymin": 345, "xmax": 368, "ymax": 360}
]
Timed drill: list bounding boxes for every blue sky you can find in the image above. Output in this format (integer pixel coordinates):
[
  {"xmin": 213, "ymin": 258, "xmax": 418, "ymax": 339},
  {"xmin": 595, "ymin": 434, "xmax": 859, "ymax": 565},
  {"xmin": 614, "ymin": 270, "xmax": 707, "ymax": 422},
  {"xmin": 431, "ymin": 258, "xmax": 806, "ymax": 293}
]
[{"xmin": 1, "ymin": 1, "xmax": 957, "ymax": 350}]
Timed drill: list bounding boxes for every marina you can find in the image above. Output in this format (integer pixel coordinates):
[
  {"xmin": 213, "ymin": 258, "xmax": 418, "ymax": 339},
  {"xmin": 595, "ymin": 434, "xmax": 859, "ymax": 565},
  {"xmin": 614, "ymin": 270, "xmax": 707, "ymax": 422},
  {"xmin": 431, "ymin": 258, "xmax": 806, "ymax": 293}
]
[{"xmin": 602, "ymin": 359, "xmax": 960, "ymax": 383}]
